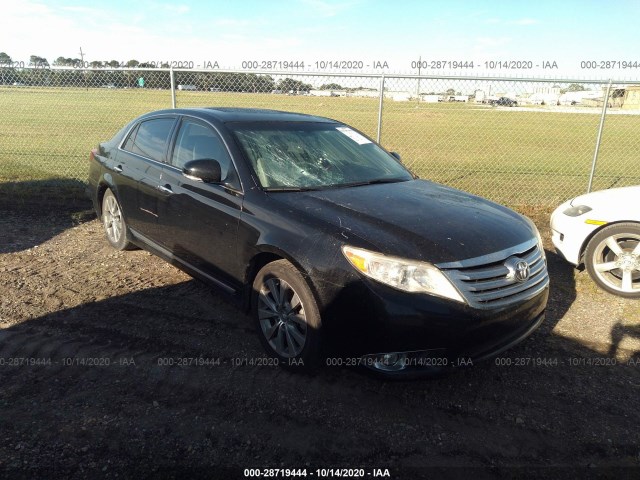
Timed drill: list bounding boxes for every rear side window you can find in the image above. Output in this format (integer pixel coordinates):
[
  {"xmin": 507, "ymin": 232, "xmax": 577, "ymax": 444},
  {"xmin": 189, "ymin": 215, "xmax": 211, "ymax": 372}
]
[
  {"xmin": 122, "ymin": 118, "xmax": 175, "ymax": 162},
  {"xmin": 122, "ymin": 124, "xmax": 139, "ymax": 151}
]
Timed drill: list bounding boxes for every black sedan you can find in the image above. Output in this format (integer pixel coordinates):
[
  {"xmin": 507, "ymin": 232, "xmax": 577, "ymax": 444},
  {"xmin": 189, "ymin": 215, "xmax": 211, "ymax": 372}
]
[
  {"xmin": 88, "ymin": 108, "xmax": 548, "ymax": 375},
  {"xmin": 490, "ymin": 97, "xmax": 518, "ymax": 107}
]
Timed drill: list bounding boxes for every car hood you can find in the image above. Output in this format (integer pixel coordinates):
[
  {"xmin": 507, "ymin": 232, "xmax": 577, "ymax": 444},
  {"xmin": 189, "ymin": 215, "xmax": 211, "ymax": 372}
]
[{"xmin": 272, "ymin": 179, "xmax": 536, "ymax": 265}]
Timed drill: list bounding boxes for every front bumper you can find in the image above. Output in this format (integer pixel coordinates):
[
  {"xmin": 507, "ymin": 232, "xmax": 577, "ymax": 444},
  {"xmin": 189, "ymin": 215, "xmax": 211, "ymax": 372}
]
[
  {"xmin": 550, "ymin": 201, "xmax": 599, "ymax": 266},
  {"xmin": 363, "ymin": 310, "xmax": 545, "ymax": 378},
  {"xmin": 320, "ymin": 271, "xmax": 549, "ymax": 373}
]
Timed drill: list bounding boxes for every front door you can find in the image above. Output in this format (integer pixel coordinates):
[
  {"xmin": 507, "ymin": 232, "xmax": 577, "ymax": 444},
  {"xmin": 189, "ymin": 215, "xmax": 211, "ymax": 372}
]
[{"xmin": 160, "ymin": 118, "xmax": 244, "ymax": 287}]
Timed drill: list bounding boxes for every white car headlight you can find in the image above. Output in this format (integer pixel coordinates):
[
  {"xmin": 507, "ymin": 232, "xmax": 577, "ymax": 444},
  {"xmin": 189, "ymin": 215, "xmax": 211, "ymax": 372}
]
[
  {"xmin": 563, "ymin": 205, "xmax": 592, "ymax": 217},
  {"xmin": 341, "ymin": 245, "xmax": 465, "ymax": 303}
]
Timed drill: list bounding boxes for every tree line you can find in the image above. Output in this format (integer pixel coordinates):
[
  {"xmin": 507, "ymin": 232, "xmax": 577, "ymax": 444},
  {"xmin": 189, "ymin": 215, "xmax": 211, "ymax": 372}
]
[
  {"xmin": 1, "ymin": 53, "xmax": 322, "ymax": 92},
  {"xmin": 1, "ymin": 68, "xmax": 316, "ymax": 93},
  {"xmin": 0, "ymin": 52, "xmax": 369, "ymax": 93},
  {"xmin": 1, "ymin": 52, "xmax": 179, "ymax": 69},
  {"xmin": 5, "ymin": 51, "xmax": 587, "ymax": 95}
]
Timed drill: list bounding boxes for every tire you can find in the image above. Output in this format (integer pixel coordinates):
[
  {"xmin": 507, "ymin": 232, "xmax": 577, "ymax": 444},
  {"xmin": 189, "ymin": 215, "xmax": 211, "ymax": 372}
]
[
  {"xmin": 584, "ymin": 223, "xmax": 640, "ymax": 299},
  {"xmin": 101, "ymin": 189, "xmax": 135, "ymax": 251},
  {"xmin": 252, "ymin": 260, "xmax": 322, "ymax": 370}
]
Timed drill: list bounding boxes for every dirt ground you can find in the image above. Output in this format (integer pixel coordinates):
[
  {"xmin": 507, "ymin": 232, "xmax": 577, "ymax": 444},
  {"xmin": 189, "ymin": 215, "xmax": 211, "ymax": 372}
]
[{"xmin": 0, "ymin": 198, "xmax": 639, "ymax": 479}]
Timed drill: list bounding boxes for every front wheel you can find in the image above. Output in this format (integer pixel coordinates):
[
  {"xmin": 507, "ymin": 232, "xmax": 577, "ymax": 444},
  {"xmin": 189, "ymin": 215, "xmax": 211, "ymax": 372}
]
[
  {"xmin": 584, "ymin": 223, "xmax": 640, "ymax": 298},
  {"xmin": 252, "ymin": 260, "xmax": 323, "ymax": 370}
]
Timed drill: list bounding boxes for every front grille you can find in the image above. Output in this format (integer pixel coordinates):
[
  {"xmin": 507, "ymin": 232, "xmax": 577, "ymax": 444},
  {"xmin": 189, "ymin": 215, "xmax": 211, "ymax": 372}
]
[{"xmin": 441, "ymin": 241, "xmax": 549, "ymax": 309}]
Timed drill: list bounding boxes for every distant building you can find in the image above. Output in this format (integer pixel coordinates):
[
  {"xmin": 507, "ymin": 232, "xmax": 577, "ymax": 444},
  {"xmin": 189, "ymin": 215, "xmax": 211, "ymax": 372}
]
[
  {"xmin": 308, "ymin": 89, "xmax": 333, "ymax": 97},
  {"xmin": 348, "ymin": 89, "xmax": 379, "ymax": 98},
  {"xmin": 622, "ymin": 86, "xmax": 640, "ymax": 109},
  {"xmin": 609, "ymin": 88, "xmax": 626, "ymax": 108},
  {"xmin": 386, "ymin": 91, "xmax": 413, "ymax": 101},
  {"xmin": 558, "ymin": 90, "xmax": 601, "ymax": 105},
  {"xmin": 533, "ymin": 86, "xmax": 561, "ymax": 95},
  {"xmin": 522, "ymin": 86, "xmax": 559, "ymax": 105},
  {"xmin": 581, "ymin": 87, "xmax": 626, "ymax": 108},
  {"xmin": 420, "ymin": 94, "xmax": 440, "ymax": 103},
  {"xmin": 528, "ymin": 92, "xmax": 559, "ymax": 105}
]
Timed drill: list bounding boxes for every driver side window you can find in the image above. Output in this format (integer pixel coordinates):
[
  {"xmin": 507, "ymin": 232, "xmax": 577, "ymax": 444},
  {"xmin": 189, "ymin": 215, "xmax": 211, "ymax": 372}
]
[{"xmin": 171, "ymin": 120, "xmax": 233, "ymax": 181}]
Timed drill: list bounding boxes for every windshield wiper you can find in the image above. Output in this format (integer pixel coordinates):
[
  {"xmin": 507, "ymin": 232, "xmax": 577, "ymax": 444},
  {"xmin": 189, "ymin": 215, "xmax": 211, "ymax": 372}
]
[
  {"xmin": 264, "ymin": 186, "xmax": 321, "ymax": 192},
  {"xmin": 265, "ymin": 177, "xmax": 408, "ymax": 192},
  {"xmin": 334, "ymin": 177, "xmax": 409, "ymax": 189}
]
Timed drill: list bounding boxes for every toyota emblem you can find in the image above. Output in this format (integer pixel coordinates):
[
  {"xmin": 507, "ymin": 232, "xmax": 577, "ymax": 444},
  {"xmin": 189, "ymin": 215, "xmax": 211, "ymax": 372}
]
[
  {"xmin": 505, "ymin": 257, "xmax": 530, "ymax": 283},
  {"xmin": 514, "ymin": 261, "xmax": 530, "ymax": 282}
]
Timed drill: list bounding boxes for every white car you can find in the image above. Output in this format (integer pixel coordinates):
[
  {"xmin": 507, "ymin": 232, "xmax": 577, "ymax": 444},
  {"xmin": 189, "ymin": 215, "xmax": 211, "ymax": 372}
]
[{"xmin": 551, "ymin": 185, "xmax": 640, "ymax": 298}]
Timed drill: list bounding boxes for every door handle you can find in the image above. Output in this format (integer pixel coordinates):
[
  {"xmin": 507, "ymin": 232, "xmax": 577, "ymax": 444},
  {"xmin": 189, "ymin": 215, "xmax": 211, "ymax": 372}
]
[
  {"xmin": 113, "ymin": 165, "xmax": 123, "ymax": 173},
  {"xmin": 157, "ymin": 184, "xmax": 173, "ymax": 194}
]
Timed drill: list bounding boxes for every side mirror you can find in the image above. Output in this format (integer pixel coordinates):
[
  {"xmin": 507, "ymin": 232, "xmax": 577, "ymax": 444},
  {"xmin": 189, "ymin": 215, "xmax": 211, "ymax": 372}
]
[
  {"xmin": 182, "ymin": 159, "xmax": 222, "ymax": 183},
  {"xmin": 390, "ymin": 151, "xmax": 402, "ymax": 162}
]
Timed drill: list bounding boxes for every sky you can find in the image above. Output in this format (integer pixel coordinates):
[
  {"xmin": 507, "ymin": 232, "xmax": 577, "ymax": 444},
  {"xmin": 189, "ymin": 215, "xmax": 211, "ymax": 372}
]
[{"xmin": 1, "ymin": 0, "xmax": 639, "ymax": 79}]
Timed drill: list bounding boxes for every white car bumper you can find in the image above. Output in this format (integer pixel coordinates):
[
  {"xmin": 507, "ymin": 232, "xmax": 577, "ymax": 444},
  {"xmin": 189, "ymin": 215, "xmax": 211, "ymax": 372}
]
[{"xmin": 550, "ymin": 200, "xmax": 601, "ymax": 266}]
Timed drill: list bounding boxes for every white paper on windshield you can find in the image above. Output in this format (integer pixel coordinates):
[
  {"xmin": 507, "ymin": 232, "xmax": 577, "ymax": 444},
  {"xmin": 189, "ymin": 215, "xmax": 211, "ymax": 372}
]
[{"xmin": 336, "ymin": 127, "xmax": 371, "ymax": 145}]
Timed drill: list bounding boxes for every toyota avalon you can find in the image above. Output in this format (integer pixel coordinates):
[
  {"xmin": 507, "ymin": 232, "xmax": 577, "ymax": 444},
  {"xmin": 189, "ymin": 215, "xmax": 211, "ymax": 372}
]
[{"xmin": 87, "ymin": 108, "xmax": 549, "ymax": 375}]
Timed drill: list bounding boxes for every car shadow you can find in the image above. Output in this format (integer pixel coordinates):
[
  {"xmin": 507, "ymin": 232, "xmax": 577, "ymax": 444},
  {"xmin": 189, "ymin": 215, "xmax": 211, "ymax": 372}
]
[
  {"xmin": 0, "ymin": 179, "xmax": 94, "ymax": 253},
  {"xmin": 609, "ymin": 322, "xmax": 640, "ymax": 360},
  {"xmin": 1, "ymin": 274, "xmax": 638, "ymax": 476},
  {"xmin": 539, "ymin": 248, "xmax": 577, "ymax": 334}
]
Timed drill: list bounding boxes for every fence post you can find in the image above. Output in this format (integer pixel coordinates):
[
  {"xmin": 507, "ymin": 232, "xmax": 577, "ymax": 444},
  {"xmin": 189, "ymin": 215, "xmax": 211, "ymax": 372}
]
[
  {"xmin": 376, "ymin": 74, "xmax": 385, "ymax": 143},
  {"xmin": 587, "ymin": 79, "xmax": 612, "ymax": 193},
  {"xmin": 170, "ymin": 67, "xmax": 176, "ymax": 109}
]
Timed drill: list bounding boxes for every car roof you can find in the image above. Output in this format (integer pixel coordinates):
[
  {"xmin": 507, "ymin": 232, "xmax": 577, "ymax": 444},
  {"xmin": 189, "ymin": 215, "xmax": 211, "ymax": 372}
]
[{"xmin": 144, "ymin": 107, "xmax": 339, "ymax": 124}]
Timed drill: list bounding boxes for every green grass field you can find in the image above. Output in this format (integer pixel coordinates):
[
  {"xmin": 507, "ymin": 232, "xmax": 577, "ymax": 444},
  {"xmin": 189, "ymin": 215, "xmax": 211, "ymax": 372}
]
[{"xmin": 1, "ymin": 86, "xmax": 638, "ymax": 206}]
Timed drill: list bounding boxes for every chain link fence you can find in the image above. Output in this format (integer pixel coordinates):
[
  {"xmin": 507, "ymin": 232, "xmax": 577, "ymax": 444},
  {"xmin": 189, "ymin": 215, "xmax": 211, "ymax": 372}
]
[{"xmin": 1, "ymin": 66, "xmax": 639, "ymax": 206}]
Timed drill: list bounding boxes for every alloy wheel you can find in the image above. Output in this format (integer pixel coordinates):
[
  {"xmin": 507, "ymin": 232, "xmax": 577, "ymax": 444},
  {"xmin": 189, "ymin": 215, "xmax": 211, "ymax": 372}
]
[
  {"xmin": 257, "ymin": 277, "xmax": 307, "ymax": 358},
  {"xmin": 103, "ymin": 194, "xmax": 123, "ymax": 244},
  {"xmin": 591, "ymin": 233, "xmax": 640, "ymax": 294}
]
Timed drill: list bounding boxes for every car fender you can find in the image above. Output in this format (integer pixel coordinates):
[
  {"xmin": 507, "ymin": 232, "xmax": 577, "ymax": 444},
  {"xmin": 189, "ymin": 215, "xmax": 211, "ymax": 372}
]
[{"xmin": 578, "ymin": 219, "xmax": 640, "ymax": 263}]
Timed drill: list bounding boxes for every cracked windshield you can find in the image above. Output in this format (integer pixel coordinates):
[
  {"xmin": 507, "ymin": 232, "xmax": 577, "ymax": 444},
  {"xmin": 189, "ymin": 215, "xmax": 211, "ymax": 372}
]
[{"xmin": 230, "ymin": 123, "xmax": 412, "ymax": 190}]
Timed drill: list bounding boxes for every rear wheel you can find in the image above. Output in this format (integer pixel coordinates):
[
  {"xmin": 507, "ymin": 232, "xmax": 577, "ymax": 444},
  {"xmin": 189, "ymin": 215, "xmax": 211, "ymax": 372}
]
[
  {"xmin": 252, "ymin": 260, "xmax": 322, "ymax": 370},
  {"xmin": 101, "ymin": 189, "xmax": 134, "ymax": 251},
  {"xmin": 584, "ymin": 223, "xmax": 640, "ymax": 298}
]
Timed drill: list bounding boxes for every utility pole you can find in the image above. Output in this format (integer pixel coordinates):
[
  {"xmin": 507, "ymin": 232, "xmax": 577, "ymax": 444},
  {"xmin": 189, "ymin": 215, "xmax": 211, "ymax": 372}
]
[
  {"xmin": 417, "ymin": 55, "xmax": 421, "ymax": 103},
  {"xmin": 79, "ymin": 47, "xmax": 88, "ymax": 90}
]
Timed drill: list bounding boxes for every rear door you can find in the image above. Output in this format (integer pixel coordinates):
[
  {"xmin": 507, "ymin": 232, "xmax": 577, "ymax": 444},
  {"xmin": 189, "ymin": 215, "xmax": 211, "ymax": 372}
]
[
  {"xmin": 115, "ymin": 116, "xmax": 177, "ymax": 243},
  {"xmin": 160, "ymin": 117, "xmax": 244, "ymax": 288}
]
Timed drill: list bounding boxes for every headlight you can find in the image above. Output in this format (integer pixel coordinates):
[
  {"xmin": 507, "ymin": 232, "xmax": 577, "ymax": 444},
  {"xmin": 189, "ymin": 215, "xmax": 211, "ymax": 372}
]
[
  {"xmin": 341, "ymin": 246, "xmax": 465, "ymax": 303},
  {"xmin": 563, "ymin": 205, "xmax": 592, "ymax": 217}
]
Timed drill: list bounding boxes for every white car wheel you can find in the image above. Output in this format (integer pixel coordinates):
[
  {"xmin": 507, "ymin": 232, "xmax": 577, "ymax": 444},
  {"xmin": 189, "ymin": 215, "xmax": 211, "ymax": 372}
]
[{"xmin": 584, "ymin": 223, "xmax": 640, "ymax": 298}]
